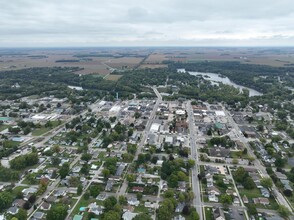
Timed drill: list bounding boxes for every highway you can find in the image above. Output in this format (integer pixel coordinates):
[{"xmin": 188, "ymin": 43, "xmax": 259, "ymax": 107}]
[{"xmin": 187, "ymin": 101, "xmax": 203, "ymax": 220}]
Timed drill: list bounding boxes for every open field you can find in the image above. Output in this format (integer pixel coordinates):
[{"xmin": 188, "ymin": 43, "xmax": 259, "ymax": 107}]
[
  {"xmin": 0, "ymin": 48, "xmax": 148, "ymax": 75},
  {"xmin": 1, "ymin": 48, "xmax": 294, "ymax": 75},
  {"xmin": 139, "ymin": 64, "xmax": 168, "ymax": 69},
  {"xmin": 104, "ymin": 74, "xmax": 122, "ymax": 81},
  {"xmin": 142, "ymin": 47, "xmax": 294, "ymax": 67},
  {"xmin": 104, "ymin": 57, "xmax": 144, "ymax": 69}
]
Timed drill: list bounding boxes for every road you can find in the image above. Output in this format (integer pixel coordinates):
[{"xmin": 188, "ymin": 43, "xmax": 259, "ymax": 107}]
[
  {"xmin": 187, "ymin": 101, "xmax": 203, "ymax": 220},
  {"xmin": 117, "ymin": 87, "xmax": 162, "ymax": 198},
  {"xmin": 27, "ymin": 154, "xmax": 82, "ymax": 218},
  {"xmin": 228, "ymin": 166, "xmax": 249, "ymax": 220},
  {"xmin": 224, "ymin": 107, "xmax": 293, "ymax": 213}
]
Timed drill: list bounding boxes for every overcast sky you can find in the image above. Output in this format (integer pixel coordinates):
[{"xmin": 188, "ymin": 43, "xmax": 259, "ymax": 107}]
[{"xmin": 1, "ymin": 0, "xmax": 294, "ymax": 47}]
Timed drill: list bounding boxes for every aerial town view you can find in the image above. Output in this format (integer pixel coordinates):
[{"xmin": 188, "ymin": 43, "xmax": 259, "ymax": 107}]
[{"xmin": 1, "ymin": 1, "xmax": 294, "ymax": 220}]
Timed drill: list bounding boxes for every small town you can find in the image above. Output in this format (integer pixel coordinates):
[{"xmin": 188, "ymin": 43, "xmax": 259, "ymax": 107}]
[{"xmin": 0, "ymin": 82, "xmax": 293, "ymax": 220}]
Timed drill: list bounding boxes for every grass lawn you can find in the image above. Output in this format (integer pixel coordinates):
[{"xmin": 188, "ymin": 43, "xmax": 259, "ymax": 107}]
[
  {"xmin": 238, "ymin": 188, "xmax": 262, "ymax": 199},
  {"xmin": 255, "ymin": 197, "xmax": 279, "ymax": 210},
  {"xmin": 98, "ymin": 152, "xmax": 106, "ymax": 159},
  {"xmin": 230, "ymin": 151, "xmax": 249, "ymax": 159},
  {"xmin": 134, "ymin": 204, "xmax": 149, "ymax": 213},
  {"xmin": 32, "ymin": 121, "xmax": 61, "ymax": 136},
  {"xmin": 284, "ymin": 194, "xmax": 294, "ymax": 209},
  {"xmin": 71, "ymin": 197, "xmax": 96, "ymax": 217},
  {"xmin": 0, "ymin": 124, "xmax": 9, "ymax": 131},
  {"xmin": 12, "ymin": 186, "xmax": 27, "ymax": 196},
  {"xmin": 204, "ymin": 207, "xmax": 213, "ymax": 220}
]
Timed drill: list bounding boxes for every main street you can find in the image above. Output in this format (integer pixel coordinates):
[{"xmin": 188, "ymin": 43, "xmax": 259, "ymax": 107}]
[
  {"xmin": 117, "ymin": 87, "xmax": 162, "ymax": 198},
  {"xmin": 187, "ymin": 101, "xmax": 203, "ymax": 220}
]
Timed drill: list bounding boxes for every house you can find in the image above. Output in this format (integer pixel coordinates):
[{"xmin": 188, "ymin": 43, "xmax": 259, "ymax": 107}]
[
  {"xmin": 177, "ymin": 181, "xmax": 187, "ymax": 192},
  {"xmin": 88, "ymin": 202, "xmax": 104, "ymax": 215},
  {"xmin": 144, "ymin": 202, "xmax": 153, "ymax": 208},
  {"xmin": 205, "ymin": 165, "xmax": 220, "ymax": 174},
  {"xmin": 207, "ymin": 186, "xmax": 220, "ymax": 196},
  {"xmin": 233, "ymin": 197, "xmax": 240, "ymax": 205},
  {"xmin": 97, "ymin": 193, "xmax": 108, "ymax": 201},
  {"xmin": 175, "ymin": 203, "xmax": 185, "ymax": 213},
  {"xmin": 33, "ymin": 211, "xmax": 45, "ymax": 220},
  {"xmin": 115, "ymin": 163, "xmax": 126, "ymax": 177},
  {"xmin": 243, "ymin": 195, "xmax": 249, "ymax": 204},
  {"xmin": 162, "ymin": 181, "xmax": 168, "ymax": 191},
  {"xmin": 165, "ymin": 136, "xmax": 174, "ymax": 145},
  {"xmin": 105, "ymin": 180, "xmax": 113, "ymax": 191},
  {"xmin": 226, "ymin": 189, "xmax": 234, "ymax": 195},
  {"xmin": 132, "ymin": 186, "xmax": 144, "ymax": 193},
  {"xmin": 40, "ymin": 202, "xmax": 51, "ymax": 211},
  {"xmin": 22, "ymin": 187, "xmax": 38, "ymax": 196},
  {"xmin": 260, "ymin": 188, "xmax": 270, "ymax": 198},
  {"xmin": 53, "ymin": 189, "xmax": 66, "ymax": 197},
  {"xmin": 223, "ymin": 178, "xmax": 230, "ymax": 185},
  {"xmin": 213, "ymin": 207, "xmax": 225, "ymax": 220},
  {"xmin": 122, "ymin": 211, "xmax": 138, "ymax": 220},
  {"xmin": 206, "ymin": 173, "xmax": 214, "ymax": 187},
  {"xmin": 281, "ymin": 179, "xmax": 293, "ymax": 191},
  {"xmin": 12, "ymin": 199, "xmax": 26, "ymax": 208},
  {"xmin": 275, "ymin": 172, "xmax": 287, "ymax": 180},
  {"xmin": 45, "ymin": 195, "xmax": 58, "ymax": 203},
  {"xmin": 208, "ymin": 194, "xmax": 218, "ymax": 202},
  {"xmin": 173, "ymin": 215, "xmax": 185, "ymax": 220},
  {"xmin": 253, "ymin": 197, "xmax": 270, "ymax": 205},
  {"xmin": 128, "ymin": 197, "xmax": 140, "ymax": 206},
  {"xmin": 7, "ymin": 206, "xmax": 19, "ymax": 215},
  {"xmin": 209, "ymin": 147, "xmax": 230, "ymax": 158}
]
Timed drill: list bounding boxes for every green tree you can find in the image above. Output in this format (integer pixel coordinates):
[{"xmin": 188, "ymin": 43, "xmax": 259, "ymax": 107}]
[
  {"xmin": 102, "ymin": 168, "xmax": 110, "ymax": 178},
  {"xmin": 59, "ymin": 163, "xmax": 70, "ymax": 179},
  {"xmin": 243, "ymin": 177, "xmax": 255, "ymax": 189},
  {"xmin": 157, "ymin": 199, "xmax": 174, "ymax": 220},
  {"xmin": 126, "ymin": 174, "xmax": 136, "ymax": 182},
  {"xmin": 275, "ymin": 157, "xmax": 286, "ymax": 168},
  {"xmin": 0, "ymin": 191, "xmax": 13, "ymax": 212},
  {"xmin": 104, "ymin": 196, "xmax": 117, "ymax": 211},
  {"xmin": 187, "ymin": 208, "xmax": 199, "ymax": 220},
  {"xmin": 133, "ymin": 213, "xmax": 152, "ymax": 220},
  {"xmin": 234, "ymin": 167, "xmax": 247, "ymax": 182},
  {"xmin": 89, "ymin": 184, "xmax": 102, "ymax": 198},
  {"xmin": 77, "ymin": 185, "xmax": 83, "ymax": 196},
  {"xmin": 119, "ymin": 195, "xmax": 127, "ymax": 205},
  {"xmin": 83, "ymin": 192, "xmax": 90, "ymax": 200},
  {"xmin": 246, "ymin": 204, "xmax": 257, "ymax": 215},
  {"xmin": 278, "ymin": 205, "xmax": 291, "ymax": 218},
  {"xmin": 15, "ymin": 208, "xmax": 27, "ymax": 220},
  {"xmin": 220, "ymin": 194, "xmax": 233, "ymax": 205},
  {"xmin": 81, "ymin": 153, "xmax": 92, "ymax": 162},
  {"xmin": 136, "ymin": 192, "xmax": 143, "ymax": 201},
  {"xmin": 46, "ymin": 204, "xmax": 68, "ymax": 220},
  {"xmin": 103, "ymin": 210, "xmax": 120, "ymax": 220},
  {"xmin": 260, "ymin": 177, "xmax": 273, "ymax": 189}
]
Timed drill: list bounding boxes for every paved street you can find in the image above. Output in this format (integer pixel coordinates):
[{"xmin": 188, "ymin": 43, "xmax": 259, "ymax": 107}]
[
  {"xmin": 187, "ymin": 101, "xmax": 203, "ymax": 220},
  {"xmin": 118, "ymin": 87, "xmax": 162, "ymax": 198}
]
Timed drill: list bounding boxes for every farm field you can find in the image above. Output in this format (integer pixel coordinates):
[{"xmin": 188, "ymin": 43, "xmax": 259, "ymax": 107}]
[{"xmin": 104, "ymin": 74, "xmax": 123, "ymax": 81}]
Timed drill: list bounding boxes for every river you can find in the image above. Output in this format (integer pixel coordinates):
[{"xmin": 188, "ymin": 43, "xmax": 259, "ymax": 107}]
[{"xmin": 177, "ymin": 69, "xmax": 262, "ymax": 97}]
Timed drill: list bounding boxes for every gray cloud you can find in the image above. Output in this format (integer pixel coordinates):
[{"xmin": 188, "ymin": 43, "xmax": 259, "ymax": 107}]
[{"xmin": 0, "ymin": 0, "xmax": 294, "ymax": 46}]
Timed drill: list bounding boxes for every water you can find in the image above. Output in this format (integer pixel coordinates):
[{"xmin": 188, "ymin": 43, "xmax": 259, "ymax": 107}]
[{"xmin": 177, "ymin": 69, "xmax": 262, "ymax": 97}]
